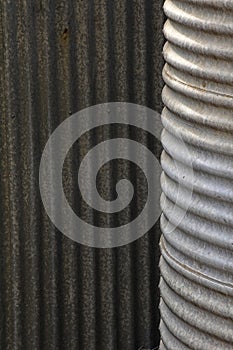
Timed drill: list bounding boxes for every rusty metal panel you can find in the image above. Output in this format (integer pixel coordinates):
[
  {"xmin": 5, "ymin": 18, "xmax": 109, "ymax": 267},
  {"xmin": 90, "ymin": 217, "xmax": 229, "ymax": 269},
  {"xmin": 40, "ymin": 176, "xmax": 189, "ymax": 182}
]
[
  {"xmin": 0, "ymin": 0, "xmax": 164, "ymax": 349},
  {"xmin": 160, "ymin": 0, "xmax": 233, "ymax": 349}
]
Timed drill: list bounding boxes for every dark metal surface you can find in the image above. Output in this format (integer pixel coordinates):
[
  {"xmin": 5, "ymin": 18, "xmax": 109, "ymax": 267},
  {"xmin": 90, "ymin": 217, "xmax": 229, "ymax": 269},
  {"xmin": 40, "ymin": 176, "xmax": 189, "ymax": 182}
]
[{"xmin": 0, "ymin": 1, "xmax": 164, "ymax": 349}]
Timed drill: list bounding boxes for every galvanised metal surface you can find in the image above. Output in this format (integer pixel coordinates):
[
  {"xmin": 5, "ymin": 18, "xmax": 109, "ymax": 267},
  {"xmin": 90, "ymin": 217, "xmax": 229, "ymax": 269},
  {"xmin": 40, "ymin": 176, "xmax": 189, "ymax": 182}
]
[
  {"xmin": 160, "ymin": 0, "xmax": 233, "ymax": 349},
  {"xmin": 0, "ymin": 1, "xmax": 164, "ymax": 349}
]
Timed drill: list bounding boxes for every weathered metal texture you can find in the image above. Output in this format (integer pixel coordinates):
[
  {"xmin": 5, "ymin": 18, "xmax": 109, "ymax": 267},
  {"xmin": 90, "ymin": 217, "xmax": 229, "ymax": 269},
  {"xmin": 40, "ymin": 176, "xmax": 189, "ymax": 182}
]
[
  {"xmin": 160, "ymin": 0, "xmax": 233, "ymax": 349},
  {"xmin": 0, "ymin": 1, "xmax": 164, "ymax": 349}
]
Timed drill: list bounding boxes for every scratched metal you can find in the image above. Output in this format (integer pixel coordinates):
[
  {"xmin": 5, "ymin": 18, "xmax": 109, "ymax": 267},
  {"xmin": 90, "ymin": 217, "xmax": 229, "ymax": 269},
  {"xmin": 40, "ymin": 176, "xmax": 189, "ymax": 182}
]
[
  {"xmin": 160, "ymin": 0, "xmax": 233, "ymax": 349},
  {"xmin": 0, "ymin": 0, "xmax": 164, "ymax": 349}
]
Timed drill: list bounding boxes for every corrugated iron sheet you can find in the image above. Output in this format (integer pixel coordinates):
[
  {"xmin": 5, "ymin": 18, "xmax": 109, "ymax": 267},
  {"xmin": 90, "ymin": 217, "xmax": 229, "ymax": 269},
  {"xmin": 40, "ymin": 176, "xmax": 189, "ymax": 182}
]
[
  {"xmin": 160, "ymin": 0, "xmax": 233, "ymax": 348},
  {"xmin": 0, "ymin": 1, "xmax": 164, "ymax": 349}
]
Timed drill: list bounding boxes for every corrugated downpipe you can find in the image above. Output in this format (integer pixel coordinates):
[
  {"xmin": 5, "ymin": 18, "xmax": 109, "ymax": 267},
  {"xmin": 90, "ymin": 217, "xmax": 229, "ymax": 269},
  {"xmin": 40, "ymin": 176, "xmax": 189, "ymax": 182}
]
[
  {"xmin": 160, "ymin": 0, "xmax": 233, "ymax": 349},
  {"xmin": 0, "ymin": 1, "xmax": 164, "ymax": 349}
]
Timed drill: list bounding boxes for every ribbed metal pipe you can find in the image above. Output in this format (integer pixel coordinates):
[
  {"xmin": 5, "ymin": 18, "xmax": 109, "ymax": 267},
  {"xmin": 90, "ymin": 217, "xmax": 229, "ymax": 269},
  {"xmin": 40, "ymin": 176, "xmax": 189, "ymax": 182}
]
[{"xmin": 160, "ymin": 0, "xmax": 233, "ymax": 349}]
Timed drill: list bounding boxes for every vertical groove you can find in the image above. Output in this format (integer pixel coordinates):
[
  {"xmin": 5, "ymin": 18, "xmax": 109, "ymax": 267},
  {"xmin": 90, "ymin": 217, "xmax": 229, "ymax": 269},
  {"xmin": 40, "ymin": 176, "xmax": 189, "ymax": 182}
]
[
  {"xmin": 0, "ymin": 0, "xmax": 7, "ymax": 348},
  {"xmin": 3, "ymin": 2, "xmax": 23, "ymax": 348},
  {"xmin": 41, "ymin": 2, "xmax": 63, "ymax": 348},
  {"xmin": 92, "ymin": 2, "xmax": 117, "ymax": 348}
]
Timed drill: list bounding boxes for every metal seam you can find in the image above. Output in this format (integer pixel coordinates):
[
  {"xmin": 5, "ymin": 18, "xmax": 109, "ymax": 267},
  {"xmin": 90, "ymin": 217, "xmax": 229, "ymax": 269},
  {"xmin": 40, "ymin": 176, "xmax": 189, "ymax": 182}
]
[
  {"xmin": 160, "ymin": 237, "xmax": 233, "ymax": 292},
  {"xmin": 163, "ymin": 66, "xmax": 233, "ymax": 100}
]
